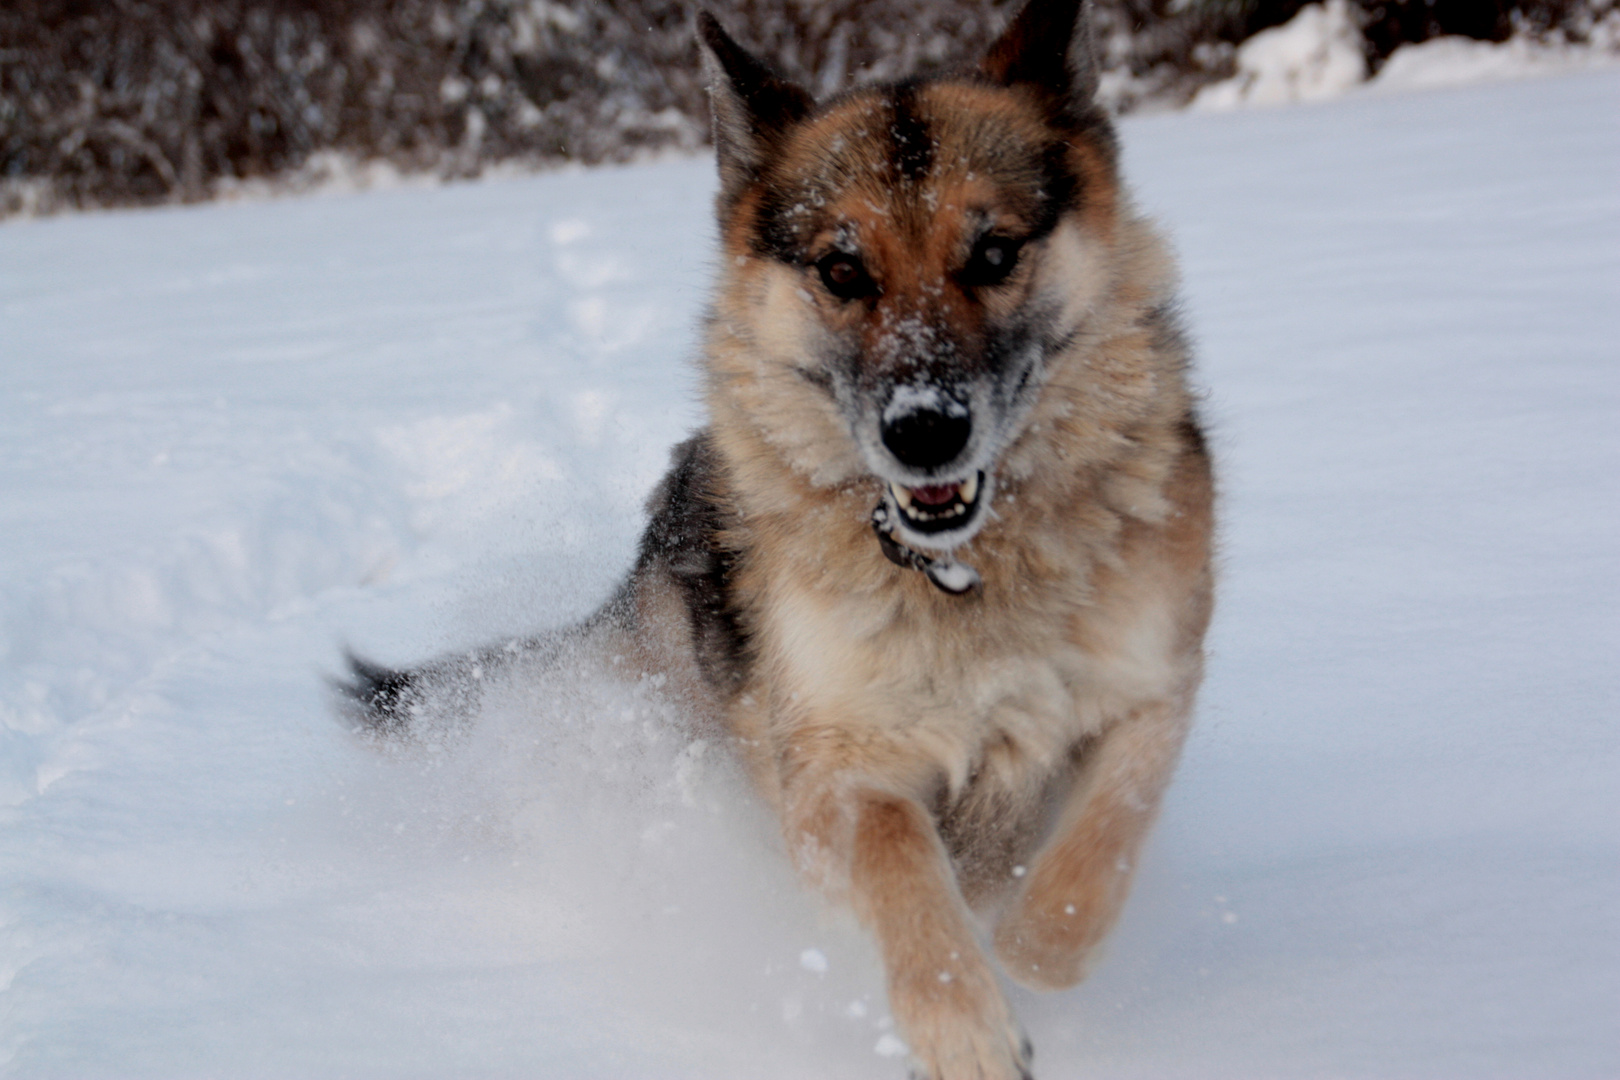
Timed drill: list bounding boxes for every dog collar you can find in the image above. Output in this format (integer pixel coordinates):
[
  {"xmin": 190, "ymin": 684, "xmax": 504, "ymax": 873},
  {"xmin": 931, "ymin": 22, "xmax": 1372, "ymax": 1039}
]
[{"xmin": 871, "ymin": 502, "xmax": 982, "ymax": 596}]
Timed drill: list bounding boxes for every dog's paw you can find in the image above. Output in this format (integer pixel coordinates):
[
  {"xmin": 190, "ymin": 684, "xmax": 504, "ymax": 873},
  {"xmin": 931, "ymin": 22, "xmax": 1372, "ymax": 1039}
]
[
  {"xmin": 897, "ymin": 979, "xmax": 1033, "ymax": 1080},
  {"xmin": 906, "ymin": 1027, "xmax": 1033, "ymax": 1080}
]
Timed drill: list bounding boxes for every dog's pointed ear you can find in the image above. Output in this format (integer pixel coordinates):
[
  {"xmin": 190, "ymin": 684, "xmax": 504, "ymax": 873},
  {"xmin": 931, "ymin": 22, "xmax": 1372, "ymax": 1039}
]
[
  {"xmin": 697, "ymin": 11, "xmax": 814, "ymax": 205},
  {"xmin": 980, "ymin": 0, "xmax": 1101, "ymax": 117}
]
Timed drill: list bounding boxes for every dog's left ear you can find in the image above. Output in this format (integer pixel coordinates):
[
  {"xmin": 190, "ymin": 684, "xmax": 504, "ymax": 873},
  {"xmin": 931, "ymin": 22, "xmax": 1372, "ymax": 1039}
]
[
  {"xmin": 980, "ymin": 0, "xmax": 1101, "ymax": 119},
  {"xmin": 697, "ymin": 11, "xmax": 814, "ymax": 207}
]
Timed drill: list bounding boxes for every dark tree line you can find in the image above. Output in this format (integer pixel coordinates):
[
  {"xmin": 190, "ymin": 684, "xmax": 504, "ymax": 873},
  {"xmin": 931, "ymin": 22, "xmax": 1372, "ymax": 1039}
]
[{"xmin": 0, "ymin": 0, "xmax": 1603, "ymax": 217}]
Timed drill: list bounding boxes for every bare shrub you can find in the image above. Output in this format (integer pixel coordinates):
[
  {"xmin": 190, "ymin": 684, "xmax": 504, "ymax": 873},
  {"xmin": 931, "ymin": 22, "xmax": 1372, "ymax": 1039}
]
[{"xmin": 1, "ymin": 0, "xmax": 1610, "ymax": 218}]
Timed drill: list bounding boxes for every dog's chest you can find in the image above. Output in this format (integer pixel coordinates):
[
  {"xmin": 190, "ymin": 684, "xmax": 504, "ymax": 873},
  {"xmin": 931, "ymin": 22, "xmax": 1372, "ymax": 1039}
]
[{"xmin": 759, "ymin": 576, "xmax": 1175, "ymax": 795}]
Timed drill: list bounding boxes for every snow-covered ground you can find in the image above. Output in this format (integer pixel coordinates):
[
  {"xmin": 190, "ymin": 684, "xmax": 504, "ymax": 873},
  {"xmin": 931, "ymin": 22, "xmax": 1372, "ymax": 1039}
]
[{"xmin": 2, "ymin": 68, "xmax": 1617, "ymax": 1078}]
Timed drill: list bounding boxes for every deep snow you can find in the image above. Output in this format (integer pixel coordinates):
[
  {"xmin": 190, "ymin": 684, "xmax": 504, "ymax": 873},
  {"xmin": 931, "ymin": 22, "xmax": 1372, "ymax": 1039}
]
[{"xmin": 2, "ymin": 70, "xmax": 1617, "ymax": 1078}]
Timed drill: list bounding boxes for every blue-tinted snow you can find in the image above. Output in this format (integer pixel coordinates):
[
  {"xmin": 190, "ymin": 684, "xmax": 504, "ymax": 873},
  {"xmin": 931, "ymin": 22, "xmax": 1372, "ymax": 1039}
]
[{"xmin": 1, "ymin": 70, "xmax": 1616, "ymax": 1078}]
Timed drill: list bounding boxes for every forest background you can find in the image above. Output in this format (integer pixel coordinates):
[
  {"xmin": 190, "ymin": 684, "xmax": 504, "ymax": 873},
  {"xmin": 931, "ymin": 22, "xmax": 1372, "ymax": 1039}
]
[{"xmin": 3, "ymin": 0, "xmax": 1615, "ymax": 218}]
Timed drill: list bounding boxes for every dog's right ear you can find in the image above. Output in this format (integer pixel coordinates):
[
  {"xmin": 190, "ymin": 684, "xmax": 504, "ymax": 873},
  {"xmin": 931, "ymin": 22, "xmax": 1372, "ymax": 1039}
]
[
  {"xmin": 980, "ymin": 0, "xmax": 1102, "ymax": 123},
  {"xmin": 697, "ymin": 11, "xmax": 813, "ymax": 206}
]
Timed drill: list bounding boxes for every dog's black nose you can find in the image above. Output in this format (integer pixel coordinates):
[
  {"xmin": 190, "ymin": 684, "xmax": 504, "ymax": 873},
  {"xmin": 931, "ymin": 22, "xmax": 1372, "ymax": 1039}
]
[{"xmin": 881, "ymin": 397, "xmax": 972, "ymax": 470}]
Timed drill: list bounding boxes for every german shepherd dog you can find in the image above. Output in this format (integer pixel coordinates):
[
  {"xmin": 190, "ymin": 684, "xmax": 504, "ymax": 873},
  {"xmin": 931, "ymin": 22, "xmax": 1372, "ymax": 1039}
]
[{"xmin": 340, "ymin": 0, "xmax": 1213, "ymax": 1075}]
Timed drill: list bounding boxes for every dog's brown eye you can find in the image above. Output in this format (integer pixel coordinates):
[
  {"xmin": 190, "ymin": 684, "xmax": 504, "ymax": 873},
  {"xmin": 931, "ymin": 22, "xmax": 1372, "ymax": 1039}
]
[
  {"xmin": 816, "ymin": 252, "xmax": 877, "ymax": 301},
  {"xmin": 961, "ymin": 236, "xmax": 1022, "ymax": 288}
]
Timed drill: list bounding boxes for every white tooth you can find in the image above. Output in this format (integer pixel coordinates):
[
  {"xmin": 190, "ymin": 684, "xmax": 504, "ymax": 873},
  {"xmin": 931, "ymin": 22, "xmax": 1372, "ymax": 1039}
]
[
  {"xmin": 959, "ymin": 473, "xmax": 979, "ymax": 504},
  {"xmin": 890, "ymin": 483, "xmax": 913, "ymax": 511}
]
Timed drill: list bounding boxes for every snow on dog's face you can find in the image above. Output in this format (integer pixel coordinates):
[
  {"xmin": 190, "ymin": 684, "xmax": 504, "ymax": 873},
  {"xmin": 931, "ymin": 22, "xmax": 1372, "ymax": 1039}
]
[{"xmin": 699, "ymin": 7, "xmax": 1122, "ymax": 553}]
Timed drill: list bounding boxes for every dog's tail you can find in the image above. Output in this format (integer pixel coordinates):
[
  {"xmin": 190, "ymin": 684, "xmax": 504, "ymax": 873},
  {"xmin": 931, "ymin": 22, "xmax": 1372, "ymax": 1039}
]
[
  {"xmin": 330, "ymin": 649, "xmax": 427, "ymax": 738},
  {"xmin": 329, "ymin": 631, "xmax": 580, "ymax": 741}
]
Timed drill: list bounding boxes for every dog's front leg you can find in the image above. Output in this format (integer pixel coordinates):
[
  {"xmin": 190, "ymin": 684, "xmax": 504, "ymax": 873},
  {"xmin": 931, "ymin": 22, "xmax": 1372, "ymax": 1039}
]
[
  {"xmin": 792, "ymin": 783, "xmax": 1031, "ymax": 1080},
  {"xmin": 993, "ymin": 697, "xmax": 1192, "ymax": 992}
]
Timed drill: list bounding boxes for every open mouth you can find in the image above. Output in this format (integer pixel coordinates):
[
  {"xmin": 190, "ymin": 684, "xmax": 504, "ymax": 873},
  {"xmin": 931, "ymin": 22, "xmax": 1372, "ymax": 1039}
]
[{"xmin": 888, "ymin": 471, "xmax": 985, "ymax": 536}]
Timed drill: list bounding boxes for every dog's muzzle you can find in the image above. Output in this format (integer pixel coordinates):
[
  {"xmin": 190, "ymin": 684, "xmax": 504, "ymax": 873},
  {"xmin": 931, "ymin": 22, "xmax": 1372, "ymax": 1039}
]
[{"xmin": 868, "ymin": 384, "xmax": 992, "ymax": 592}]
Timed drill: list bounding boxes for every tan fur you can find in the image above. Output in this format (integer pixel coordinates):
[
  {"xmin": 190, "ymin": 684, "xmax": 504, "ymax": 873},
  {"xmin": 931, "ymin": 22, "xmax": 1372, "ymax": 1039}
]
[{"xmin": 687, "ymin": 6, "xmax": 1214, "ymax": 1077}]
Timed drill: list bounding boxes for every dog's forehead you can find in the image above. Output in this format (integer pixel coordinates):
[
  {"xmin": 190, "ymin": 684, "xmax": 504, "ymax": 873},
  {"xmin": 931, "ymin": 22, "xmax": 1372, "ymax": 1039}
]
[{"xmin": 758, "ymin": 81, "xmax": 1065, "ymax": 254}]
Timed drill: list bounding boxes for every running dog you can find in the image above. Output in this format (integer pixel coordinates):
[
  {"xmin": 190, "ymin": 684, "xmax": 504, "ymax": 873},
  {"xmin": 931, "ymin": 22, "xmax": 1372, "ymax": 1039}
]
[{"xmin": 341, "ymin": 1, "xmax": 1214, "ymax": 1075}]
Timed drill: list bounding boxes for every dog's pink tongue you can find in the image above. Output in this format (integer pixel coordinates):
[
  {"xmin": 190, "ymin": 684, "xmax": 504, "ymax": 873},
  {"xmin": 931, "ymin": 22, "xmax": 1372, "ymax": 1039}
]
[{"xmin": 909, "ymin": 483, "xmax": 957, "ymax": 506}]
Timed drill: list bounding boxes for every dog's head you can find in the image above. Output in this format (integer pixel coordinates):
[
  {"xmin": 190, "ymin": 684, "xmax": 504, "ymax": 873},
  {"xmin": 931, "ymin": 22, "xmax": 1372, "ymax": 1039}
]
[{"xmin": 700, "ymin": 0, "xmax": 1122, "ymax": 555}]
